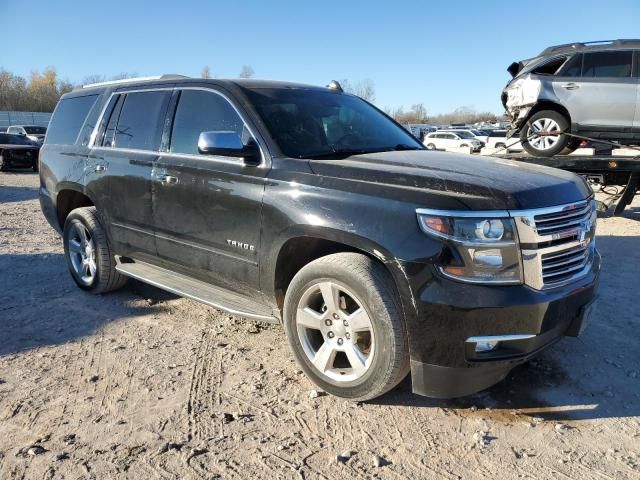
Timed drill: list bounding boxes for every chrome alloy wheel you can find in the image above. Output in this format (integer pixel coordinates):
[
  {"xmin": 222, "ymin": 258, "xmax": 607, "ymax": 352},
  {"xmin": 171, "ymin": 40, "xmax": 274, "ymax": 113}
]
[
  {"xmin": 68, "ymin": 223, "xmax": 97, "ymax": 285},
  {"xmin": 296, "ymin": 281, "xmax": 375, "ymax": 382},
  {"xmin": 528, "ymin": 118, "xmax": 562, "ymax": 151}
]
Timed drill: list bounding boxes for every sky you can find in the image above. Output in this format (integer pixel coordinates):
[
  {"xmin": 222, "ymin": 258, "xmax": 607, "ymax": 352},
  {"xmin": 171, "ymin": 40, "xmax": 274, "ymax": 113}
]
[{"xmin": 2, "ymin": 0, "xmax": 639, "ymax": 114}]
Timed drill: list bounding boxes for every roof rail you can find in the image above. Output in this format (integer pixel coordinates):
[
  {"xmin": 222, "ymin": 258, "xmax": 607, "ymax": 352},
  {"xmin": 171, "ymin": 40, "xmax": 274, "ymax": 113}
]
[
  {"xmin": 540, "ymin": 39, "xmax": 640, "ymax": 56},
  {"xmin": 81, "ymin": 74, "xmax": 189, "ymax": 89}
]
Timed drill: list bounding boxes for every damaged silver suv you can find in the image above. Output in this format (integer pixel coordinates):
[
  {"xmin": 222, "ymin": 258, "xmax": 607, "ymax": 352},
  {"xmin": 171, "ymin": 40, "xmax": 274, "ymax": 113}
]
[{"xmin": 502, "ymin": 39, "xmax": 639, "ymax": 157}]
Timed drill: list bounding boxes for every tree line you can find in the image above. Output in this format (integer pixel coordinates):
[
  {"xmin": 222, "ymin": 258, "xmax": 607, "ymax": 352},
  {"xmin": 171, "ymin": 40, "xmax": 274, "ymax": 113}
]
[{"xmin": 0, "ymin": 67, "xmax": 503, "ymax": 125}]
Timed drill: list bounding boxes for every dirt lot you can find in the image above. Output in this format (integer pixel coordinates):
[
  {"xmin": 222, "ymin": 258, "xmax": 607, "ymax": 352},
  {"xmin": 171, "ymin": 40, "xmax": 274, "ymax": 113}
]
[{"xmin": 0, "ymin": 171, "xmax": 639, "ymax": 480}]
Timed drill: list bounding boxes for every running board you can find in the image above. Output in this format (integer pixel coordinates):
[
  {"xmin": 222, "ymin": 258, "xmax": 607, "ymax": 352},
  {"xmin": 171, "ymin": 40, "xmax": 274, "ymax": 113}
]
[{"xmin": 115, "ymin": 260, "xmax": 275, "ymax": 321}]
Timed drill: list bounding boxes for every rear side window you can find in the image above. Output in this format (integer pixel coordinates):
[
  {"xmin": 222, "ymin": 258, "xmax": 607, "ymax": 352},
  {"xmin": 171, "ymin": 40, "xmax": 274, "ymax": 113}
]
[
  {"xmin": 170, "ymin": 90, "xmax": 246, "ymax": 155},
  {"xmin": 46, "ymin": 94, "xmax": 99, "ymax": 145},
  {"xmin": 112, "ymin": 91, "xmax": 171, "ymax": 151},
  {"xmin": 583, "ymin": 51, "xmax": 632, "ymax": 78}
]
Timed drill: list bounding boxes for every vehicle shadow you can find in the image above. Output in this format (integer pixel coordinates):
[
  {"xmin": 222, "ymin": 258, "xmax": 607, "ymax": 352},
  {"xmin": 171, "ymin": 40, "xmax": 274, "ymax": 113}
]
[
  {"xmin": 0, "ymin": 184, "xmax": 39, "ymax": 203},
  {"xmin": 374, "ymin": 233, "xmax": 640, "ymax": 422},
  {"xmin": 0, "ymin": 253, "xmax": 177, "ymax": 357}
]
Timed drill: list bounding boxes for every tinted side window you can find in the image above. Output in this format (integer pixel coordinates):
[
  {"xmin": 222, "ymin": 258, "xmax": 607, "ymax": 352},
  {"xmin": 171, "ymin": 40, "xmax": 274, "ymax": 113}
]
[
  {"xmin": 556, "ymin": 54, "xmax": 582, "ymax": 77},
  {"xmin": 583, "ymin": 51, "xmax": 632, "ymax": 78},
  {"xmin": 46, "ymin": 94, "xmax": 99, "ymax": 145},
  {"xmin": 102, "ymin": 95, "xmax": 125, "ymax": 148},
  {"xmin": 170, "ymin": 90, "xmax": 246, "ymax": 155},
  {"xmin": 113, "ymin": 91, "xmax": 171, "ymax": 150}
]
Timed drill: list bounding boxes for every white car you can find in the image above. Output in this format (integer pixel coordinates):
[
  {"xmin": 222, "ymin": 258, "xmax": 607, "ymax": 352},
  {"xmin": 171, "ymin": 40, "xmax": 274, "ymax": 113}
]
[
  {"xmin": 423, "ymin": 131, "xmax": 482, "ymax": 152},
  {"xmin": 7, "ymin": 125, "xmax": 47, "ymax": 144},
  {"xmin": 444, "ymin": 129, "xmax": 489, "ymax": 146},
  {"xmin": 485, "ymin": 130, "xmax": 524, "ymax": 152}
]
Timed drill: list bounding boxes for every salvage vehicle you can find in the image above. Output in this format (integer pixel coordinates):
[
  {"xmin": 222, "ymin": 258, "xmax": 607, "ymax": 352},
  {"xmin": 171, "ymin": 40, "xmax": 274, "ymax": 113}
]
[
  {"xmin": 0, "ymin": 133, "xmax": 41, "ymax": 171},
  {"xmin": 39, "ymin": 76, "xmax": 599, "ymax": 400},
  {"xmin": 423, "ymin": 131, "xmax": 483, "ymax": 152},
  {"xmin": 502, "ymin": 39, "xmax": 640, "ymax": 157},
  {"xmin": 7, "ymin": 125, "xmax": 47, "ymax": 144}
]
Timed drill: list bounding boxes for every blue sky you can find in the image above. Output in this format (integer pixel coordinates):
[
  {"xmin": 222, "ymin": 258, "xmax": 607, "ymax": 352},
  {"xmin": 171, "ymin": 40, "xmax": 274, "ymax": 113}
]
[{"xmin": 2, "ymin": 0, "xmax": 639, "ymax": 114}]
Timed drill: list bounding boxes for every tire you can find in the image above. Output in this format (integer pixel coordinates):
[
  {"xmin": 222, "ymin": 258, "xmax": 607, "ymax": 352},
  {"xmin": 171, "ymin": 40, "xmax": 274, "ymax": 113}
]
[
  {"xmin": 63, "ymin": 206, "xmax": 127, "ymax": 293},
  {"xmin": 32, "ymin": 157, "xmax": 39, "ymax": 172},
  {"xmin": 426, "ymin": 143, "xmax": 436, "ymax": 150},
  {"xmin": 495, "ymin": 142, "xmax": 506, "ymax": 149},
  {"xmin": 520, "ymin": 110, "xmax": 570, "ymax": 157},
  {"xmin": 283, "ymin": 253, "xmax": 410, "ymax": 401}
]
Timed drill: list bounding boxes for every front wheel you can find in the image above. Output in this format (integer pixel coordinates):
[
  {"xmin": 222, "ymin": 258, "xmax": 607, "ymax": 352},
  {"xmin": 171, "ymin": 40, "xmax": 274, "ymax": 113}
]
[
  {"xmin": 426, "ymin": 143, "xmax": 436, "ymax": 150},
  {"xmin": 283, "ymin": 253, "xmax": 410, "ymax": 401},
  {"xmin": 520, "ymin": 110, "xmax": 570, "ymax": 157}
]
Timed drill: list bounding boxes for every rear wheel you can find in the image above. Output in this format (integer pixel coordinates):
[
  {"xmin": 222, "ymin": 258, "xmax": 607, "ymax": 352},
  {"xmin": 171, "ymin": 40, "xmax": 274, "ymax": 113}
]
[
  {"xmin": 283, "ymin": 253, "xmax": 410, "ymax": 401},
  {"xmin": 63, "ymin": 207, "xmax": 127, "ymax": 293},
  {"xmin": 520, "ymin": 110, "xmax": 570, "ymax": 157}
]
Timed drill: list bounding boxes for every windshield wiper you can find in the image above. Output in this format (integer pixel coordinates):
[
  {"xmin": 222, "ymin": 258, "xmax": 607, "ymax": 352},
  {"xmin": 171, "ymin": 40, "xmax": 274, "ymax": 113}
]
[{"xmin": 303, "ymin": 148, "xmax": 381, "ymax": 159}]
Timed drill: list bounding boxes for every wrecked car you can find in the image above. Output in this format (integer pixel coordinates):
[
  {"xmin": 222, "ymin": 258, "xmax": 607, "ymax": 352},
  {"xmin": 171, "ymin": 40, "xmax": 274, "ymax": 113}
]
[
  {"xmin": 39, "ymin": 76, "xmax": 599, "ymax": 401},
  {"xmin": 502, "ymin": 39, "xmax": 640, "ymax": 157}
]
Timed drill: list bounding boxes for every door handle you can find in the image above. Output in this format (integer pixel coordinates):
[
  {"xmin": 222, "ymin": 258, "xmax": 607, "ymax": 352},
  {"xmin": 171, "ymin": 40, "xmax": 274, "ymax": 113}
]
[
  {"xmin": 94, "ymin": 164, "xmax": 107, "ymax": 173},
  {"xmin": 562, "ymin": 83, "xmax": 579, "ymax": 90},
  {"xmin": 159, "ymin": 175, "xmax": 179, "ymax": 185}
]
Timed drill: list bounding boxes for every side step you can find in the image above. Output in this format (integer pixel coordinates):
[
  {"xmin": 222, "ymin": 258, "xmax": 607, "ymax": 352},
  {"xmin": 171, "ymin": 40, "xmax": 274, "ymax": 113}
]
[{"xmin": 116, "ymin": 260, "xmax": 275, "ymax": 321}]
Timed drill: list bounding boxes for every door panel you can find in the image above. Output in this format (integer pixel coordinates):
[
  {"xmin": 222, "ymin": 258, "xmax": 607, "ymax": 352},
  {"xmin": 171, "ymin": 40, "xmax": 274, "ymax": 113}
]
[
  {"xmin": 553, "ymin": 50, "xmax": 636, "ymax": 129},
  {"xmin": 152, "ymin": 88, "xmax": 268, "ymax": 296}
]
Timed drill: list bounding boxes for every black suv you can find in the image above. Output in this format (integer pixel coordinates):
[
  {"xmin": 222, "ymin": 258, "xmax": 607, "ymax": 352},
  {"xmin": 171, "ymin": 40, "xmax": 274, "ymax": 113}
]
[{"xmin": 40, "ymin": 76, "xmax": 599, "ymax": 400}]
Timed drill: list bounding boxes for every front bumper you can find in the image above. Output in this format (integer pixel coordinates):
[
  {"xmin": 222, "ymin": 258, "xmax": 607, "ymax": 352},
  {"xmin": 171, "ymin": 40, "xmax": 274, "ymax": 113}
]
[{"xmin": 405, "ymin": 253, "xmax": 600, "ymax": 398}]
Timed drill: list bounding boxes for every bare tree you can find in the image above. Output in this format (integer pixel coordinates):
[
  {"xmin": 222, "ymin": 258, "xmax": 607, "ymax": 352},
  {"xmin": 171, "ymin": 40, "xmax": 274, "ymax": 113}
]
[
  {"xmin": 339, "ymin": 78, "xmax": 376, "ymax": 102},
  {"xmin": 201, "ymin": 66, "xmax": 211, "ymax": 79},
  {"xmin": 239, "ymin": 65, "xmax": 255, "ymax": 79}
]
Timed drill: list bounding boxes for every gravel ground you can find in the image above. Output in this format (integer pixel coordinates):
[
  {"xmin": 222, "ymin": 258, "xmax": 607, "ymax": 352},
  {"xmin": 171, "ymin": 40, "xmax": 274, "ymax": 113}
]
[{"xmin": 1, "ymin": 170, "xmax": 639, "ymax": 480}]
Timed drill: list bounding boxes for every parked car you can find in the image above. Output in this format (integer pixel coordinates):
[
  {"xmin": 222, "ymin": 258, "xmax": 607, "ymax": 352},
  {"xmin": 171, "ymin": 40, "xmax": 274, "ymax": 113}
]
[
  {"xmin": 503, "ymin": 39, "xmax": 640, "ymax": 157},
  {"xmin": 444, "ymin": 129, "xmax": 489, "ymax": 146},
  {"xmin": 485, "ymin": 130, "xmax": 524, "ymax": 152},
  {"xmin": 40, "ymin": 76, "xmax": 599, "ymax": 401},
  {"xmin": 0, "ymin": 133, "xmax": 41, "ymax": 171},
  {"xmin": 423, "ymin": 131, "xmax": 483, "ymax": 152},
  {"xmin": 7, "ymin": 125, "xmax": 47, "ymax": 144}
]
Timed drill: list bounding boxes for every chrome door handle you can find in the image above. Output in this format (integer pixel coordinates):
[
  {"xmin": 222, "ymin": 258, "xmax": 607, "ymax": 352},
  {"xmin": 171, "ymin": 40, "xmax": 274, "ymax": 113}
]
[
  {"xmin": 94, "ymin": 164, "xmax": 107, "ymax": 173},
  {"xmin": 159, "ymin": 175, "xmax": 179, "ymax": 185},
  {"xmin": 562, "ymin": 83, "xmax": 579, "ymax": 90}
]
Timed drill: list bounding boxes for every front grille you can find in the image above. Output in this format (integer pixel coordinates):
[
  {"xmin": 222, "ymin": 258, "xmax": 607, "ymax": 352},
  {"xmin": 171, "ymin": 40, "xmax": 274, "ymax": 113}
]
[{"xmin": 513, "ymin": 199, "xmax": 597, "ymax": 290}]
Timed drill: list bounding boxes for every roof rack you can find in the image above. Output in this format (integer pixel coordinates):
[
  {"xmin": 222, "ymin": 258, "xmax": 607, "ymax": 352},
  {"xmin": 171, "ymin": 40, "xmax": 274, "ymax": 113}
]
[
  {"xmin": 540, "ymin": 39, "xmax": 640, "ymax": 56},
  {"xmin": 81, "ymin": 74, "xmax": 189, "ymax": 89}
]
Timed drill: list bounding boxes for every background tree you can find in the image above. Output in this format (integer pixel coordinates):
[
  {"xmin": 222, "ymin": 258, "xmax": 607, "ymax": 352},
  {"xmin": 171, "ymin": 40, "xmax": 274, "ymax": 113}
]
[
  {"xmin": 340, "ymin": 78, "xmax": 376, "ymax": 102},
  {"xmin": 239, "ymin": 65, "xmax": 255, "ymax": 79},
  {"xmin": 201, "ymin": 66, "xmax": 211, "ymax": 79}
]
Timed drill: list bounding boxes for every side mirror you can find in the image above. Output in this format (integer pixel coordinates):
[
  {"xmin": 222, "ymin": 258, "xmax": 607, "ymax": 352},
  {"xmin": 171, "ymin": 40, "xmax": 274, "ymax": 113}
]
[{"xmin": 197, "ymin": 131, "xmax": 261, "ymax": 165}]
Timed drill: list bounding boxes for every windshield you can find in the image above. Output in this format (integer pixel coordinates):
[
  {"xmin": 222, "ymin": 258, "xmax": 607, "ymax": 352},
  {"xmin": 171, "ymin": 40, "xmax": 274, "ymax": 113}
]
[
  {"xmin": 0, "ymin": 133, "xmax": 36, "ymax": 145},
  {"xmin": 23, "ymin": 126, "xmax": 46, "ymax": 134},
  {"xmin": 243, "ymin": 88, "xmax": 423, "ymax": 158}
]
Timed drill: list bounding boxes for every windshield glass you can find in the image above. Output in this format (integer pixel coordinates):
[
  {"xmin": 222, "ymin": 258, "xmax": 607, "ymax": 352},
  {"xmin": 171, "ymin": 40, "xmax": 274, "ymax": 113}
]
[
  {"xmin": 0, "ymin": 133, "xmax": 35, "ymax": 145},
  {"xmin": 23, "ymin": 126, "xmax": 47, "ymax": 134},
  {"xmin": 243, "ymin": 88, "xmax": 423, "ymax": 158}
]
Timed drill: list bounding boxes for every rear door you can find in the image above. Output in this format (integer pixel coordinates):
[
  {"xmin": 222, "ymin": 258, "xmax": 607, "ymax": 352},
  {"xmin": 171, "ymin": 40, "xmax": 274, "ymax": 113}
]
[
  {"xmin": 553, "ymin": 50, "xmax": 636, "ymax": 130},
  {"xmin": 152, "ymin": 86, "xmax": 268, "ymax": 296},
  {"xmin": 86, "ymin": 89, "xmax": 171, "ymax": 260}
]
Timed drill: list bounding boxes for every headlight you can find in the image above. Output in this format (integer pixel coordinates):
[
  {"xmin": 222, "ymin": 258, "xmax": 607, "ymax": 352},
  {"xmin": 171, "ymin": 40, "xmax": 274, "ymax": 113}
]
[{"xmin": 417, "ymin": 210, "xmax": 523, "ymax": 285}]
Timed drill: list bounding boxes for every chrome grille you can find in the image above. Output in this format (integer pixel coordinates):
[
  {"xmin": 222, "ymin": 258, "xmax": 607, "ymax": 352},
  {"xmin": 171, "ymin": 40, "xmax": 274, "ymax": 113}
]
[{"xmin": 512, "ymin": 199, "xmax": 597, "ymax": 290}]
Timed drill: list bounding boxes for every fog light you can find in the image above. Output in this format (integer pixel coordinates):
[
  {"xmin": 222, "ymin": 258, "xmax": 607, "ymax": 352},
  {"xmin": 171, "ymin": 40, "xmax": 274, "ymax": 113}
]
[
  {"xmin": 472, "ymin": 249, "xmax": 503, "ymax": 267},
  {"xmin": 475, "ymin": 340, "xmax": 499, "ymax": 352}
]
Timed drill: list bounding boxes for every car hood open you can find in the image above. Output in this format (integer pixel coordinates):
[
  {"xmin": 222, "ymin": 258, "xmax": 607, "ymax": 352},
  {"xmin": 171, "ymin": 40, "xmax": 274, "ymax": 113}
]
[{"xmin": 308, "ymin": 150, "xmax": 591, "ymax": 211}]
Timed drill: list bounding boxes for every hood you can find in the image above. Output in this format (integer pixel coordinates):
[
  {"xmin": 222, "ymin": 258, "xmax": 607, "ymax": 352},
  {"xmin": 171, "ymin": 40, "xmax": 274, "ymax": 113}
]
[{"xmin": 308, "ymin": 150, "xmax": 590, "ymax": 211}]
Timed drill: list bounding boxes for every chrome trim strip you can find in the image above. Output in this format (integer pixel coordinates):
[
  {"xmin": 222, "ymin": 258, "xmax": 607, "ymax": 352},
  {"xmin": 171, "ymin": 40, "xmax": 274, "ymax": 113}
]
[
  {"xmin": 112, "ymin": 222, "xmax": 256, "ymax": 265},
  {"xmin": 508, "ymin": 198, "xmax": 591, "ymax": 218},
  {"xmin": 416, "ymin": 208, "xmax": 510, "ymax": 218},
  {"xmin": 465, "ymin": 334, "xmax": 536, "ymax": 344},
  {"xmin": 115, "ymin": 261, "xmax": 273, "ymax": 320}
]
